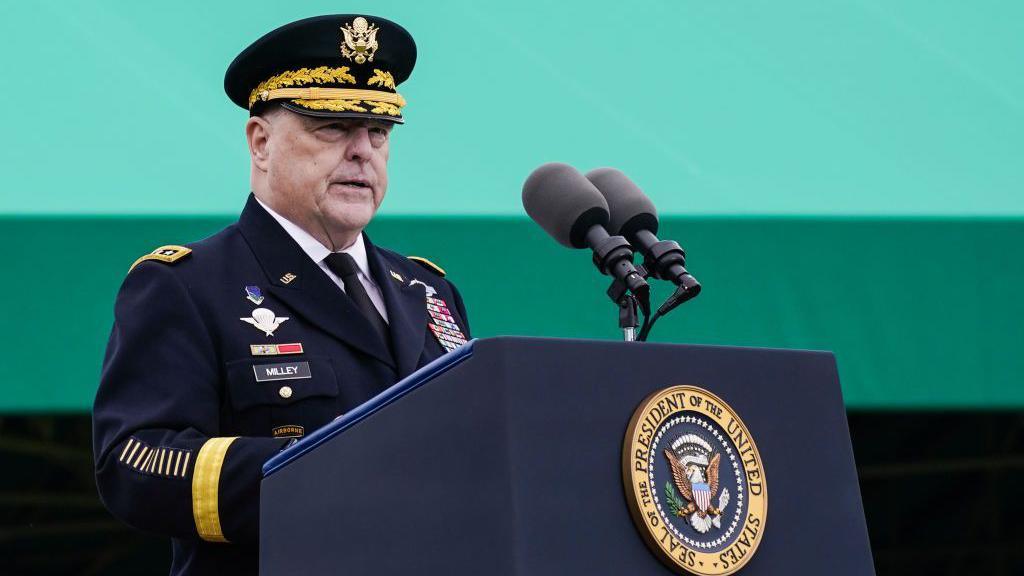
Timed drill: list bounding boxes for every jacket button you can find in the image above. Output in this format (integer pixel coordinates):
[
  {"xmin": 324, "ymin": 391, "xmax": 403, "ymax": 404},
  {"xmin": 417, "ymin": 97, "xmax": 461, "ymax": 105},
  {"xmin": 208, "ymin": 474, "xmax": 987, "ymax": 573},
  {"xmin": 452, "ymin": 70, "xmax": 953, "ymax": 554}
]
[{"xmin": 278, "ymin": 386, "xmax": 293, "ymax": 399}]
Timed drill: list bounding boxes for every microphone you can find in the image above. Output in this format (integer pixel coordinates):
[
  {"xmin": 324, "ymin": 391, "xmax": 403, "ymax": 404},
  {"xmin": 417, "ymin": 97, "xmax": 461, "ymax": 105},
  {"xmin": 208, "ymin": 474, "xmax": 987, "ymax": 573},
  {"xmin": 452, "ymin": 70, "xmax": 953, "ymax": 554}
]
[
  {"xmin": 522, "ymin": 163, "xmax": 649, "ymax": 299},
  {"xmin": 585, "ymin": 168, "xmax": 700, "ymax": 301}
]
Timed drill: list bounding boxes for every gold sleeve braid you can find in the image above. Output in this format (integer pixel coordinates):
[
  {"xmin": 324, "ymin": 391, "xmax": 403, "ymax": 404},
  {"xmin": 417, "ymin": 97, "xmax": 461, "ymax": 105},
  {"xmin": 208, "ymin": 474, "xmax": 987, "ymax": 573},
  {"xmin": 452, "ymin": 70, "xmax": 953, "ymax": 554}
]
[{"xmin": 192, "ymin": 437, "xmax": 239, "ymax": 543}]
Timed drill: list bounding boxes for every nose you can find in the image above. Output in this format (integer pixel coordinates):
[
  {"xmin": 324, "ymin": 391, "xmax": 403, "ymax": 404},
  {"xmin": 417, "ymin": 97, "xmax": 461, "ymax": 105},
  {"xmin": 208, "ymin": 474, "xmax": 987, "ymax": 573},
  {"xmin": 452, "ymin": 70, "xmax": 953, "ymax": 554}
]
[{"xmin": 344, "ymin": 127, "xmax": 374, "ymax": 162}]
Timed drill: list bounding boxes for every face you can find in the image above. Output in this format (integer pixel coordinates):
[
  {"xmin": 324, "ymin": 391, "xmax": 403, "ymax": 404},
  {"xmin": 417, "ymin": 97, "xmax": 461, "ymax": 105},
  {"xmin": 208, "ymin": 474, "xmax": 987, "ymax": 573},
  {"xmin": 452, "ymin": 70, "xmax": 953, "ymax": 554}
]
[{"xmin": 249, "ymin": 109, "xmax": 393, "ymax": 247}]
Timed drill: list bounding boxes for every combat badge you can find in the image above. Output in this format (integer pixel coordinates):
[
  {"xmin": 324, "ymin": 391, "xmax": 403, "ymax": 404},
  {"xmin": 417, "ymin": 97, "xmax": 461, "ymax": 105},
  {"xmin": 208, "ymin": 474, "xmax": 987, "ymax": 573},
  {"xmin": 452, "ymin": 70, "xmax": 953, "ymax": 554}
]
[{"xmin": 623, "ymin": 386, "xmax": 767, "ymax": 575}]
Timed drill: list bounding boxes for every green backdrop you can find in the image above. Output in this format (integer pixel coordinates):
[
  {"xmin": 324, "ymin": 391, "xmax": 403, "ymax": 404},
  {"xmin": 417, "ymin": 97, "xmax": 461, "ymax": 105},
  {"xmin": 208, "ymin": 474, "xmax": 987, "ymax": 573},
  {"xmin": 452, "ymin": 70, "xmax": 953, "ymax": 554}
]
[{"xmin": 2, "ymin": 1, "xmax": 1022, "ymax": 411}]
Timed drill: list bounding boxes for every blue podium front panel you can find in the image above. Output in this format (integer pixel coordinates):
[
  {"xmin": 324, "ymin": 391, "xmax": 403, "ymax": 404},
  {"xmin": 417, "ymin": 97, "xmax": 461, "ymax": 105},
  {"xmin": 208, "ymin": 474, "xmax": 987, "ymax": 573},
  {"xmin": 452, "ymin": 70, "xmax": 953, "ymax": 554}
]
[{"xmin": 260, "ymin": 337, "xmax": 872, "ymax": 575}]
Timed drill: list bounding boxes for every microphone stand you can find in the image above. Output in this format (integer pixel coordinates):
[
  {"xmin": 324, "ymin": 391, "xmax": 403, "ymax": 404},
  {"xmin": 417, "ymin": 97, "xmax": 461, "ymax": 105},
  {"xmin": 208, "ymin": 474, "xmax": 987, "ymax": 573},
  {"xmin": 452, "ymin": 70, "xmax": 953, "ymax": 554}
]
[{"xmin": 607, "ymin": 265, "xmax": 649, "ymax": 342}]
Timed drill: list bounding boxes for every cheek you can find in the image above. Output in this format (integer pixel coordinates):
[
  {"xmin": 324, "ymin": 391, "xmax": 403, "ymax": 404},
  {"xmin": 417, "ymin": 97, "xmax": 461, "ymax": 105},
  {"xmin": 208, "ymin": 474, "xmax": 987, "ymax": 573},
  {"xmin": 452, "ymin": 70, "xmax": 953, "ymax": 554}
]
[
  {"xmin": 376, "ymin": 155, "xmax": 388, "ymax": 181},
  {"xmin": 374, "ymin": 147, "xmax": 389, "ymax": 198},
  {"xmin": 270, "ymin": 136, "xmax": 333, "ymax": 188}
]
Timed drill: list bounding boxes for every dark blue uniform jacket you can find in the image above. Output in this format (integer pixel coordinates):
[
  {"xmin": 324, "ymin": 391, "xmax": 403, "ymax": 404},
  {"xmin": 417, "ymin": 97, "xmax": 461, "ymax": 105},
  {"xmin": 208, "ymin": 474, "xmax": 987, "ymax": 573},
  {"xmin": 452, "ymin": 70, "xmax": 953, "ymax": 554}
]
[{"xmin": 92, "ymin": 194, "xmax": 470, "ymax": 575}]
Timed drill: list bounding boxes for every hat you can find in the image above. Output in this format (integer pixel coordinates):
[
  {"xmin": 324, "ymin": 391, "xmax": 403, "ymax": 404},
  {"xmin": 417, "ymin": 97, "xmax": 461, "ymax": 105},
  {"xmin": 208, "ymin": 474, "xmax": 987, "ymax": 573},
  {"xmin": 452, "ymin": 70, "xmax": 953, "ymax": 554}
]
[{"xmin": 224, "ymin": 15, "xmax": 417, "ymax": 123}]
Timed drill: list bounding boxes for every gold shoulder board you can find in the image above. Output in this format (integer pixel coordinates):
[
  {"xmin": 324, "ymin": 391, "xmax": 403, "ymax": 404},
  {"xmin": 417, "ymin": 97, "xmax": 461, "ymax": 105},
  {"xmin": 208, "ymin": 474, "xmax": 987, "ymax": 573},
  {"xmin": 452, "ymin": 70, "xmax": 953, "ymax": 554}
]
[
  {"xmin": 407, "ymin": 256, "xmax": 445, "ymax": 277},
  {"xmin": 129, "ymin": 245, "xmax": 193, "ymax": 273}
]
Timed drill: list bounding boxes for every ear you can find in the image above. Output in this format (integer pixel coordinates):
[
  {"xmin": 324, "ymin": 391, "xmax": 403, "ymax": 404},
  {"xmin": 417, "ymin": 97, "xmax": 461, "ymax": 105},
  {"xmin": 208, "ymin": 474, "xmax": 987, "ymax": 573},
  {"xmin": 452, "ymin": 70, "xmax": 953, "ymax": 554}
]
[{"xmin": 246, "ymin": 116, "xmax": 273, "ymax": 172}]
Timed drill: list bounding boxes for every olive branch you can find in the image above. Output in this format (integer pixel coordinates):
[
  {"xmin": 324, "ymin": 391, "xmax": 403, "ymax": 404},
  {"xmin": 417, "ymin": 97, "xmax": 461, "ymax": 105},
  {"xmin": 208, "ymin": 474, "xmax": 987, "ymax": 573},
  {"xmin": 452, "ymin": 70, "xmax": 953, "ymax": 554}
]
[{"xmin": 665, "ymin": 481, "xmax": 686, "ymax": 516}]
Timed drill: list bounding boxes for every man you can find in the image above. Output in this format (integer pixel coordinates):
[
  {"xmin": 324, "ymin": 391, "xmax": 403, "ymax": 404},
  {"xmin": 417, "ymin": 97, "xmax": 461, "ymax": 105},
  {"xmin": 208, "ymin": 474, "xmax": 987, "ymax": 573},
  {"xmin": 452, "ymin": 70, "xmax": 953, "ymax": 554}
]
[{"xmin": 92, "ymin": 15, "xmax": 470, "ymax": 575}]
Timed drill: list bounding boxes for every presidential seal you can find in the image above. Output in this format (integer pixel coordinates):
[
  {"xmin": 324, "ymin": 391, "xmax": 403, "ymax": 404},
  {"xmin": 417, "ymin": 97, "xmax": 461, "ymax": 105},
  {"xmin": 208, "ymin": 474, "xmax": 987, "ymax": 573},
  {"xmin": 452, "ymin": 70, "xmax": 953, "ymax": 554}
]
[{"xmin": 622, "ymin": 386, "xmax": 767, "ymax": 575}]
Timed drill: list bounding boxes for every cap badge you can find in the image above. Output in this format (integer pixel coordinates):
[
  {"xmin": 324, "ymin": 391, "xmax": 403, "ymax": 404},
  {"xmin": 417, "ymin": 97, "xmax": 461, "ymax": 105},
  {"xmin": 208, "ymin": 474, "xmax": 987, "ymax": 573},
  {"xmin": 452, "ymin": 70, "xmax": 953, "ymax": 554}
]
[{"xmin": 340, "ymin": 17, "xmax": 379, "ymax": 64}]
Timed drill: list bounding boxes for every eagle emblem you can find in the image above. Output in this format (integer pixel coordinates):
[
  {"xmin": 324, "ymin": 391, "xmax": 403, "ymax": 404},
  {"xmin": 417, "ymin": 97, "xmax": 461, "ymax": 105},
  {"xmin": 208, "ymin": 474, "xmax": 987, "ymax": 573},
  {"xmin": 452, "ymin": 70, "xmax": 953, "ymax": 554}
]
[
  {"xmin": 340, "ymin": 17, "xmax": 379, "ymax": 64},
  {"xmin": 664, "ymin": 434, "xmax": 731, "ymax": 534}
]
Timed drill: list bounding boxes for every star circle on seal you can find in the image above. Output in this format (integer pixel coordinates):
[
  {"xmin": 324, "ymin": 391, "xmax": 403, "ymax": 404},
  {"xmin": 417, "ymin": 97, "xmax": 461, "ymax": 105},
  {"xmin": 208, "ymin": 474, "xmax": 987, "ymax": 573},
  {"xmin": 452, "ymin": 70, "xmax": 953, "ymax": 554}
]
[{"xmin": 622, "ymin": 386, "xmax": 767, "ymax": 575}]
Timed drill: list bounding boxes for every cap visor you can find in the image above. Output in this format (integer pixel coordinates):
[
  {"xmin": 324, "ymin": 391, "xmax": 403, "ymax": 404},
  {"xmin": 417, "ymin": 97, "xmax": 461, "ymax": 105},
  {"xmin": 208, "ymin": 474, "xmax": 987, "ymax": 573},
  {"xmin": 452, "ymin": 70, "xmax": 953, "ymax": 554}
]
[{"xmin": 280, "ymin": 101, "xmax": 404, "ymax": 124}]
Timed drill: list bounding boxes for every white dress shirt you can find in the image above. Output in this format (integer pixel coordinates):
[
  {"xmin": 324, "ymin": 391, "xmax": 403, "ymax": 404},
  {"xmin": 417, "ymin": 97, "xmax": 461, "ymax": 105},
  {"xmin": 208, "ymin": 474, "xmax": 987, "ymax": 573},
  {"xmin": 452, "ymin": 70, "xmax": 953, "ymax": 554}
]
[{"xmin": 255, "ymin": 197, "xmax": 388, "ymax": 322}]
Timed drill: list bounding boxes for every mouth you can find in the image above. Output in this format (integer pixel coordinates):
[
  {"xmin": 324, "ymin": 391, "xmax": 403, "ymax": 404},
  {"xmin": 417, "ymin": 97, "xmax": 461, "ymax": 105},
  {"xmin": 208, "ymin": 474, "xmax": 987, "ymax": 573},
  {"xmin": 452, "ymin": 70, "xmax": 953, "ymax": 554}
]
[
  {"xmin": 333, "ymin": 177, "xmax": 372, "ymax": 189},
  {"xmin": 329, "ymin": 177, "xmax": 374, "ymax": 194}
]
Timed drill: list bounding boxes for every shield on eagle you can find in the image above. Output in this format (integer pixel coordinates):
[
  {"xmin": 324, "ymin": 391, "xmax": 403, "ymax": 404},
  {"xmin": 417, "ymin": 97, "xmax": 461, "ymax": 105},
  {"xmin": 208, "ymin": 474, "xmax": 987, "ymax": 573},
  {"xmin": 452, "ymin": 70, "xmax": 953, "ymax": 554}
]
[{"xmin": 691, "ymin": 482, "xmax": 712, "ymax": 514}]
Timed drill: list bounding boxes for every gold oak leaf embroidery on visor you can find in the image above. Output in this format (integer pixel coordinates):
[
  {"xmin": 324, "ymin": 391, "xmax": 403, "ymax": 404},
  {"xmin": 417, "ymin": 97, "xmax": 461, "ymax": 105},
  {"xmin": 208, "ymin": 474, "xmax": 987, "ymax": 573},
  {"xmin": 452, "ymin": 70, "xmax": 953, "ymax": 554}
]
[
  {"xmin": 366, "ymin": 101, "xmax": 401, "ymax": 116},
  {"xmin": 291, "ymin": 99, "xmax": 369, "ymax": 113}
]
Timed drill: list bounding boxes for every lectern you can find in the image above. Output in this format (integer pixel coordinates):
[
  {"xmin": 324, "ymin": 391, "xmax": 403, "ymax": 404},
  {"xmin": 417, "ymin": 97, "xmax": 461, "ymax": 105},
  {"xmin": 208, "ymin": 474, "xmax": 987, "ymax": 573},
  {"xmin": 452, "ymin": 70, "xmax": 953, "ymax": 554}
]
[{"xmin": 260, "ymin": 337, "xmax": 873, "ymax": 575}]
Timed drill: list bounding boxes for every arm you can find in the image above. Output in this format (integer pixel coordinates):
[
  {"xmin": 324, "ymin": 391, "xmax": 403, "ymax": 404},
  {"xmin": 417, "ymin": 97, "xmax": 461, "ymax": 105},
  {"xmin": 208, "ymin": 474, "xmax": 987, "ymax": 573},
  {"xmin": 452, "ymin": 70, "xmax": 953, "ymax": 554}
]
[{"xmin": 92, "ymin": 262, "xmax": 287, "ymax": 544}]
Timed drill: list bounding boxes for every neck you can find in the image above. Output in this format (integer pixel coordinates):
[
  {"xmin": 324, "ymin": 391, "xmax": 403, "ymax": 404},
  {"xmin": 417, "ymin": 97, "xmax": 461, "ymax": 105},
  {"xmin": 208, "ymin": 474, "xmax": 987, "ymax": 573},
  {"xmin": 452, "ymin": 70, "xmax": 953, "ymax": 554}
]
[
  {"xmin": 320, "ymin": 227, "xmax": 361, "ymax": 253},
  {"xmin": 253, "ymin": 190, "xmax": 361, "ymax": 252}
]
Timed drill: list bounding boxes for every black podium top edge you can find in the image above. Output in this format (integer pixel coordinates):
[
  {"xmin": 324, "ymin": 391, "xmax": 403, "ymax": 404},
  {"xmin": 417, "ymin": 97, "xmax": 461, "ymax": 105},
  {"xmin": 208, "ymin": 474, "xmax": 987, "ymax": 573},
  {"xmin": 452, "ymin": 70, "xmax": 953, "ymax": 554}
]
[{"xmin": 262, "ymin": 340, "xmax": 477, "ymax": 477}]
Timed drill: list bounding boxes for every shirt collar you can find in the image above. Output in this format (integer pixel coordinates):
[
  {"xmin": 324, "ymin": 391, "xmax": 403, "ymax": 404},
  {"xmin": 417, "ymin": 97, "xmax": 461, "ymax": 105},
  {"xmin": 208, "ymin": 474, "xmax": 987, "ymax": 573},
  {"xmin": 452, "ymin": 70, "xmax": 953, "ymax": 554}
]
[{"xmin": 254, "ymin": 196, "xmax": 372, "ymax": 279}]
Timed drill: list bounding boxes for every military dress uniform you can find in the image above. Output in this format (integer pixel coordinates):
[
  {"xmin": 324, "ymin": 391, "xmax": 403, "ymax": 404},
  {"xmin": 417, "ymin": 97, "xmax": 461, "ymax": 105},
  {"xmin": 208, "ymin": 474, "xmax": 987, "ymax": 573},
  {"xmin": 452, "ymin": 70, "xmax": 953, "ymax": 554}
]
[{"xmin": 92, "ymin": 15, "xmax": 470, "ymax": 576}]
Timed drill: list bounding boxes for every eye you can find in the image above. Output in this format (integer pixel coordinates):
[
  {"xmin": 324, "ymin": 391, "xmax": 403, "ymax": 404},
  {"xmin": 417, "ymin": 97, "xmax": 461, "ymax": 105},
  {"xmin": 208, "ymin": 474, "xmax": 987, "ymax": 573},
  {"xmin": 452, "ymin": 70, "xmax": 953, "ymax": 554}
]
[
  {"xmin": 319, "ymin": 123, "xmax": 348, "ymax": 133},
  {"xmin": 368, "ymin": 125, "xmax": 390, "ymax": 146}
]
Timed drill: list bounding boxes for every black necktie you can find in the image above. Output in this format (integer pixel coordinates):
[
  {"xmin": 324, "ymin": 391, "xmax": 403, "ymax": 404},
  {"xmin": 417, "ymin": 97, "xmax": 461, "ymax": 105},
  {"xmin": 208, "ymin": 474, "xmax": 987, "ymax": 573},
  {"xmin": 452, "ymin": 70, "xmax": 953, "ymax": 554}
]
[{"xmin": 323, "ymin": 252, "xmax": 389, "ymax": 342}]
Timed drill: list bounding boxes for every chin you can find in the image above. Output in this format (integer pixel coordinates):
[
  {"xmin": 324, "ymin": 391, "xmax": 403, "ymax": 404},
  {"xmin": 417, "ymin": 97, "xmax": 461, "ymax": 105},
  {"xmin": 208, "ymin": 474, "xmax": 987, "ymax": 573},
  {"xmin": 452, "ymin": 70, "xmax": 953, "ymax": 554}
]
[{"xmin": 323, "ymin": 205, "xmax": 375, "ymax": 232}]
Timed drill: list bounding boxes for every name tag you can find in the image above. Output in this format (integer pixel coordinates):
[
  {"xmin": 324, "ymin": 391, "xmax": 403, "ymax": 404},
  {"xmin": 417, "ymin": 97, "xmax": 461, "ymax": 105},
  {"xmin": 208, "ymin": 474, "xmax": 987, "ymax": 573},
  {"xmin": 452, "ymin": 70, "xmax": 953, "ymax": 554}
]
[{"xmin": 253, "ymin": 361, "xmax": 312, "ymax": 382}]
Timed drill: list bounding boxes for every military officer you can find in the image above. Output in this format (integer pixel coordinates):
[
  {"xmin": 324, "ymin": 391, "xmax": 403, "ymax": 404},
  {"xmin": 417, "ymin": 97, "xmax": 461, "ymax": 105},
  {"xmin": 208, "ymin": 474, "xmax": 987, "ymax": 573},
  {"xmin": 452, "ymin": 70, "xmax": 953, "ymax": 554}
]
[{"xmin": 92, "ymin": 15, "xmax": 471, "ymax": 576}]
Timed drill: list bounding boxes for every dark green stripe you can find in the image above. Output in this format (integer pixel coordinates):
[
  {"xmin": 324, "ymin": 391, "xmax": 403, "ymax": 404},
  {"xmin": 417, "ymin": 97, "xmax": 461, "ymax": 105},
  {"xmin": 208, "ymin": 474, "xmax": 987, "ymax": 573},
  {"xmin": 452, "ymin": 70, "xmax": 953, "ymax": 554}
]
[{"xmin": 5, "ymin": 216, "xmax": 1022, "ymax": 411}]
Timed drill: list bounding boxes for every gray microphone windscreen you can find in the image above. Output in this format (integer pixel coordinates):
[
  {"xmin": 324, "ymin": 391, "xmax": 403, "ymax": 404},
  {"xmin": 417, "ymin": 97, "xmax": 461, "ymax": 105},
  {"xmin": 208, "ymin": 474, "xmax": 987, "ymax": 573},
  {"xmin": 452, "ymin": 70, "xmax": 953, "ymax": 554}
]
[
  {"xmin": 522, "ymin": 163, "xmax": 610, "ymax": 248},
  {"xmin": 585, "ymin": 168, "xmax": 659, "ymax": 239}
]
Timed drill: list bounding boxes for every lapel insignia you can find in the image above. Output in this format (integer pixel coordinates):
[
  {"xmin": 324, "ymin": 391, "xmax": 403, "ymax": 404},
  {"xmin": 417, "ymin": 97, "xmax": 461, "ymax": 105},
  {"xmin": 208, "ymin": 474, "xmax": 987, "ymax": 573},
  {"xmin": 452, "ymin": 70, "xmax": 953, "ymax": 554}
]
[
  {"xmin": 280, "ymin": 272, "xmax": 298, "ymax": 285},
  {"xmin": 250, "ymin": 343, "xmax": 304, "ymax": 356},
  {"xmin": 245, "ymin": 285, "xmax": 265, "ymax": 305},
  {"xmin": 389, "ymin": 270, "xmax": 404, "ymax": 283},
  {"xmin": 241, "ymin": 307, "xmax": 290, "ymax": 337}
]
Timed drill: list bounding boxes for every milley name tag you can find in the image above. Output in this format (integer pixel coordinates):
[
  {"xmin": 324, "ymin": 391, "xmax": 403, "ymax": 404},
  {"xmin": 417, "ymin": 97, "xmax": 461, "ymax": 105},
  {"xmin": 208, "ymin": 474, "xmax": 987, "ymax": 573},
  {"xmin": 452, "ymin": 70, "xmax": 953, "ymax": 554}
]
[{"xmin": 253, "ymin": 361, "xmax": 312, "ymax": 382}]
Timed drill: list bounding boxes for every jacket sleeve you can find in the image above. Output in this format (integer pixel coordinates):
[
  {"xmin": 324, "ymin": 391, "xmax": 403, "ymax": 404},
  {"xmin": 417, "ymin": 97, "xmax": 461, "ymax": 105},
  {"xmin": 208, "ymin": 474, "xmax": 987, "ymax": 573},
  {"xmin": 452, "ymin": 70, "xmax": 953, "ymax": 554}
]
[{"xmin": 92, "ymin": 261, "xmax": 288, "ymax": 544}]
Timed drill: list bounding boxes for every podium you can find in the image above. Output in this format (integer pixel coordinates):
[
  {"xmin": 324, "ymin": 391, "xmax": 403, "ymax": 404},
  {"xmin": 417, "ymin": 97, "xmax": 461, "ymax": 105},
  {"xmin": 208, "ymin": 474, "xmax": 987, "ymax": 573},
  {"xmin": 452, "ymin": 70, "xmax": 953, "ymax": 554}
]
[{"xmin": 260, "ymin": 337, "xmax": 873, "ymax": 575}]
